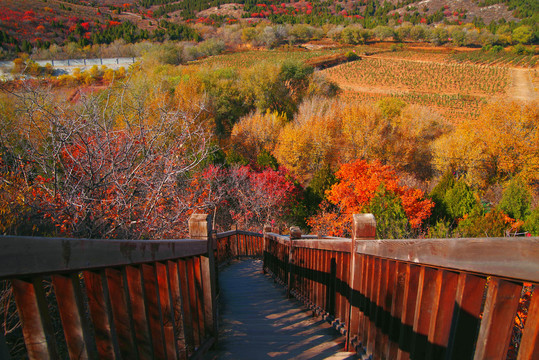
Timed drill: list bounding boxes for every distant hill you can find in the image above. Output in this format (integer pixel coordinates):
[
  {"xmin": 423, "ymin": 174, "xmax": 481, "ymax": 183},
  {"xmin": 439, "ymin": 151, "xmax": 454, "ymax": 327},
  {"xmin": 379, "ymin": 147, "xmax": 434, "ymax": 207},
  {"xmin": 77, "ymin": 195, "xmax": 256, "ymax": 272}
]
[{"xmin": 0, "ymin": 0, "xmax": 536, "ymax": 55}]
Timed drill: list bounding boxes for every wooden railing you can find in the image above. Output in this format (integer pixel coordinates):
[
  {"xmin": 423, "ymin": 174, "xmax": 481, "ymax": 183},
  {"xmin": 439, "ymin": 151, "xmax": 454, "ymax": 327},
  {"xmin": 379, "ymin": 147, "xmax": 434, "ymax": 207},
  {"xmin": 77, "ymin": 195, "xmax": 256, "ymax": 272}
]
[
  {"xmin": 2, "ymin": 212, "xmax": 536, "ymax": 360},
  {"xmin": 0, "ymin": 214, "xmax": 264, "ymax": 360},
  {"xmin": 263, "ymin": 214, "xmax": 539, "ymax": 360}
]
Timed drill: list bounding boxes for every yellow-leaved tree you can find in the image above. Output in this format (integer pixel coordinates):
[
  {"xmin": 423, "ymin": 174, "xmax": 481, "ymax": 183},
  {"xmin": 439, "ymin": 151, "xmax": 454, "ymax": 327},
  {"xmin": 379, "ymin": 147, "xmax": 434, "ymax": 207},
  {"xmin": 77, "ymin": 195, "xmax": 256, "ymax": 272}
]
[{"xmin": 433, "ymin": 101, "xmax": 539, "ymax": 187}]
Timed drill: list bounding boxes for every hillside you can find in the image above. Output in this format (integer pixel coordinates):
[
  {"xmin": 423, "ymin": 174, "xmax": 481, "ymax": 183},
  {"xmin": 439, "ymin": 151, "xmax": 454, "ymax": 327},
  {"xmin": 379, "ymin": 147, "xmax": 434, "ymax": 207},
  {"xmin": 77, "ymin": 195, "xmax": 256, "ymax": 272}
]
[{"xmin": 0, "ymin": 0, "xmax": 535, "ymax": 53}]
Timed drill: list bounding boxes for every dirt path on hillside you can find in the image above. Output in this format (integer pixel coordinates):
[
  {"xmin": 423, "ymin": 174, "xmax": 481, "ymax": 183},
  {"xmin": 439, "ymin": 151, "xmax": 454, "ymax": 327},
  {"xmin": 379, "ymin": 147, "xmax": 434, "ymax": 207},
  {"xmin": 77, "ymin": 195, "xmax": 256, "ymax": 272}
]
[{"xmin": 510, "ymin": 68, "xmax": 538, "ymax": 101}]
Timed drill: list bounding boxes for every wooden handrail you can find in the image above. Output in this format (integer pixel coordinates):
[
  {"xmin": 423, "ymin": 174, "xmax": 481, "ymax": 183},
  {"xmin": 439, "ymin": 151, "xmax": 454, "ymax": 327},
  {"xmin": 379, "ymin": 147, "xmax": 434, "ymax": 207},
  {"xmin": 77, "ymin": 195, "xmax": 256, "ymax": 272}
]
[
  {"xmin": 0, "ymin": 236, "xmax": 208, "ymax": 280},
  {"xmin": 262, "ymin": 214, "xmax": 539, "ymax": 360},
  {"xmin": 0, "ymin": 216, "xmax": 265, "ymax": 360},
  {"xmin": 355, "ymin": 237, "xmax": 539, "ymax": 283}
]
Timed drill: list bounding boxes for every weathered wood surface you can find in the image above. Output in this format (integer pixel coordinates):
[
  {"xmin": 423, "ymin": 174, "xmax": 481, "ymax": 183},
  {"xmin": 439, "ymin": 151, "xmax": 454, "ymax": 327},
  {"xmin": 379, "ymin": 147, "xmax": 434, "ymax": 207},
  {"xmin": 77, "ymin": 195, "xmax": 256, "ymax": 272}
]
[
  {"xmin": 204, "ymin": 259, "xmax": 357, "ymax": 360},
  {"xmin": 0, "ymin": 236, "xmax": 207, "ymax": 279},
  {"xmin": 355, "ymin": 238, "xmax": 539, "ymax": 282}
]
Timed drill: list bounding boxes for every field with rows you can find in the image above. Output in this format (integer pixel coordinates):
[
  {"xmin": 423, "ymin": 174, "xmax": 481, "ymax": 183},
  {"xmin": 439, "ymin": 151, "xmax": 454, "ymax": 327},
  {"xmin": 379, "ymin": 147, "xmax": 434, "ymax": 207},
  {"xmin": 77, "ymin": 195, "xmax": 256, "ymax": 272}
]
[
  {"xmin": 193, "ymin": 47, "xmax": 343, "ymax": 69},
  {"xmin": 323, "ymin": 57, "xmax": 510, "ymax": 96},
  {"xmin": 449, "ymin": 50, "xmax": 539, "ymax": 68},
  {"xmin": 189, "ymin": 45, "xmax": 536, "ymax": 123}
]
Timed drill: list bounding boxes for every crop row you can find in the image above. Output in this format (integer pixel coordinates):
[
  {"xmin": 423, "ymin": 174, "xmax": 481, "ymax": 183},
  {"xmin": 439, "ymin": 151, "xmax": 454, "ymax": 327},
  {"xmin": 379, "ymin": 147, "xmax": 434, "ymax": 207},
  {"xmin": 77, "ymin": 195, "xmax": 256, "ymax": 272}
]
[
  {"xmin": 324, "ymin": 58, "xmax": 510, "ymax": 96},
  {"xmin": 341, "ymin": 90, "xmax": 486, "ymax": 122},
  {"xmin": 450, "ymin": 51, "xmax": 539, "ymax": 68},
  {"xmin": 195, "ymin": 48, "xmax": 342, "ymax": 69}
]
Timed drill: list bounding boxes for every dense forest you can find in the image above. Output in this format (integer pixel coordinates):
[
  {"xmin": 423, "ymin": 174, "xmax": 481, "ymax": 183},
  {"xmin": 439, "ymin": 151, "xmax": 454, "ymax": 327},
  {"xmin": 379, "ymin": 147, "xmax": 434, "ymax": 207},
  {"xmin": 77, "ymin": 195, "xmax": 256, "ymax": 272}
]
[{"xmin": 0, "ymin": 0, "xmax": 538, "ymax": 241}]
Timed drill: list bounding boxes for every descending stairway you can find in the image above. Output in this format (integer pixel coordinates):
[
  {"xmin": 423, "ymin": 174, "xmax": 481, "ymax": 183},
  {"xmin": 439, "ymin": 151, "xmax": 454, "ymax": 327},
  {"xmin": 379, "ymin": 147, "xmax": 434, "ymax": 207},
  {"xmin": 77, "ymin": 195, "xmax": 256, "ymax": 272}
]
[{"xmin": 204, "ymin": 259, "xmax": 357, "ymax": 360}]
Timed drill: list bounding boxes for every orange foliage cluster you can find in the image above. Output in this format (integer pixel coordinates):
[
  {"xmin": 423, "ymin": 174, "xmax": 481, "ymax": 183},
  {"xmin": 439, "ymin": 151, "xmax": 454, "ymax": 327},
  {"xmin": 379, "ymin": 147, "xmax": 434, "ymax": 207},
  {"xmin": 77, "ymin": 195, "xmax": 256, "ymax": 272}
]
[
  {"xmin": 327, "ymin": 160, "xmax": 433, "ymax": 228},
  {"xmin": 308, "ymin": 160, "xmax": 433, "ymax": 237}
]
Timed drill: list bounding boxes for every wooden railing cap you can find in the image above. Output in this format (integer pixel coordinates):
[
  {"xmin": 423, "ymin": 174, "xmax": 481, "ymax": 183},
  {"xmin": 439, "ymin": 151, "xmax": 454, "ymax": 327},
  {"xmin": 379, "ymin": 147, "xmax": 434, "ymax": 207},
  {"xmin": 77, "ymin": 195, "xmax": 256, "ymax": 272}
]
[
  {"xmin": 189, "ymin": 213, "xmax": 212, "ymax": 240},
  {"xmin": 352, "ymin": 213, "xmax": 376, "ymax": 240},
  {"xmin": 290, "ymin": 227, "xmax": 302, "ymax": 239}
]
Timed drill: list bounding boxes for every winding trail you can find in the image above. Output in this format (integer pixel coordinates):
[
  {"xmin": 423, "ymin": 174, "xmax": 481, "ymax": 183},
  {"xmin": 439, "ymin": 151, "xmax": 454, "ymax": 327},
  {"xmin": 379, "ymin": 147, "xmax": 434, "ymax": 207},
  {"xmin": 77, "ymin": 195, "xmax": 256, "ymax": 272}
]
[{"xmin": 510, "ymin": 68, "xmax": 538, "ymax": 101}]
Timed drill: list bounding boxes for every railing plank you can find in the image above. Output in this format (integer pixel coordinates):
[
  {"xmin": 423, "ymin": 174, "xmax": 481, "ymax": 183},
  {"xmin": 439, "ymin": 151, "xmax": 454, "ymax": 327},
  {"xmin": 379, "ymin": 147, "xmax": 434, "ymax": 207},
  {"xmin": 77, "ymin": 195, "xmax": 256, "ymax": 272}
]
[
  {"xmin": 51, "ymin": 273, "xmax": 97, "ymax": 360},
  {"xmin": 446, "ymin": 273, "xmax": 486, "ymax": 360},
  {"xmin": 411, "ymin": 267, "xmax": 438, "ymax": 360},
  {"xmin": 387, "ymin": 261, "xmax": 406, "ymax": 359},
  {"xmin": 293, "ymin": 239, "xmax": 351, "ymax": 252},
  {"xmin": 124, "ymin": 266, "xmax": 154, "ymax": 360},
  {"xmin": 12, "ymin": 278, "xmax": 59, "ymax": 359},
  {"xmin": 518, "ymin": 289, "xmax": 539, "ymax": 360},
  {"xmin": 355, "ymin": 238, "xmax": 539, "ymax": 283},
  {"xmin": 426, "ymin": 270, "xmax": 458, "ymax": 359},
  {"xmin": 397, "ymin": 264, "xmax": 420, "ymax": 360},
  {"xmin": 156, "ymin": 262, "xmax": 178, "ymax": 360},
  {"xmin": 167, "ymin": 260, "xmax": 188, "ymax": 360},
  {"xmin": 474, "ymin": 278, "xmax": 522, "ymax": 360},
  {"xmin": 366, "ymin": 255, "xmax": 376, "ymax": 357},
  {"xmin": 0, "ymin": 237, "xmax": 207, "ymax": 280},
  {"xmin": 106, "ymin": 268, "xmax": 138, "ymax": 359},
  {"xmin": 373, "ymin": 257, "xmax": 384, "ymax": 359},
  {"xmin": 84, "ymin": 271, "xmax": 119, "ymax": 359},
  {"xmin": 142, "ymin": 264, "xmax": 166, "ymax": 359},
  {"xmin": 178, "ymin": 259, "xmax": 195, "ymax": 355},
  {"xmin": 194, "ymin": 257, "xmax": 206, "ymax": 343}
]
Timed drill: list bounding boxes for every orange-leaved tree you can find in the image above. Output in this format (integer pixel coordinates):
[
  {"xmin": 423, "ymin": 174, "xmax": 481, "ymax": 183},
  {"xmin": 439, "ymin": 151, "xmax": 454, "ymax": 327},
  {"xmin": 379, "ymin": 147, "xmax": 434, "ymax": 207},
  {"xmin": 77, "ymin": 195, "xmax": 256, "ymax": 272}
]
[{"xmin": 308, "ymin": 160, "xmax": 433, "ymax": 237}]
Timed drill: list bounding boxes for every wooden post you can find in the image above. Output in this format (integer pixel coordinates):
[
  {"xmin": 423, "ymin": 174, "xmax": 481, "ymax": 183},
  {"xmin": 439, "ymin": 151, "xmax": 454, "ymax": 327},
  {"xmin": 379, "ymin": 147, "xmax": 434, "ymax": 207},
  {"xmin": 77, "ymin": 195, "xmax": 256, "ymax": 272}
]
[
  {"xmin": 287, "ymin": 226, "xmax": 302, "ymax": 298},
  {"xmin": 231, "ymin": 224, "xmax": 238, "ymax": 258},
  {"xmin": 188, "ymin": 214, "xmax": 218, "ymax": 343},
  {"xmin": 346, "ymin": 214, "xmax": 376, "ymax": 351},
  {"xmin": 263, "ymin": 225, "xmax": 272, "ymax": 274}
]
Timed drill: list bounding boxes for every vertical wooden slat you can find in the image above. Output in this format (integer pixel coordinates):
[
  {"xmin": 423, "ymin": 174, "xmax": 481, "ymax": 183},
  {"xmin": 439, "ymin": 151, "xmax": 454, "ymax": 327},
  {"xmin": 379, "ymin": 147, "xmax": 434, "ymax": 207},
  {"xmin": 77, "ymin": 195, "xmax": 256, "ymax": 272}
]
[
  {"xmin": 397, "ymin": 264, "xmax": 420, "ymax": 360},
  {"xmin": 298, "ymin": 248, "xmax": 304, "ymax": 297},
  {"xmin": 367, "ymin": 256, "xmax": 380, "ymax": 355},
  {"xmin": 124, "ymin": 266, "xmax": 153, "ymax": 360},
  {"xmin": 347, "ymin": 252, "xmax": 363, "ymax": 350},
  {"xmin": 374, "ymin": 259, "xmax": 387, "ymax": 359},
  {"xmin": 106, "ymin": 268, "xmax": 138, "ymax": 360},
  {"xmin": 200, "ymin": 252, "xmax": 217, "ymax": 340},
  {"xmin": 52, "ymin": 273, "xmax": 97, "ymax": 360},
  {"xmin": 342, "ymin": 252, "xmax": 350, "ymax": 326},
  {"xmin": 194, "ymin": 256, "xmax": 206, "ymax": 342},
  {"xmin": 518, "ymin": 288, "xmax": 539, "ymax": 360},
  {"xmin": 141, "ymin": 264, "xmax": 166, "ymax": 360},
  {"xmin": 426, "ymin": 270, "xmax": 458, "ymax": 360},
  {"xmin": 12, "ymin": 278, "xmax": 59, "ymax": 359},
  {"xmin": 336, "ymin": 252, "xmax": 343, "ymax": 321},
  {"xmin": 359, "ymin": 254, "xmax": 370, "ymax": 349},
  {"xmin": 84, "ymin": 271, "xmax": 119, "ymax": 359},
  {"xmin": 186, "ymin": 257, "xmax": 200, "ymax": 347},
  {"xmin": 348, "ymin": 213, "xmax": 376, "ymax": 352},
  {"xmin": 369, "ymin": 257, "xmax": 381, "ymax": 358},
  {"xmin": 322, "ymin": 250, "xmax": 329, "ymax": 311},
  {"xmin": 380, "ymin": 260, "xmax": 395, "ymax": 360},
  {"xmin": 387, "ymin": 261, "xmax": 404, "ymax": 359},
  {"xmin": 178, "ymin": 259, "xmax": 195, "ymax": 355},
  {"xmin": 474, "ymin": 278, "xmax": 522, "ymax": 360},
  {"xmin": 168, "ymin": 261, "xmax": 188, "ymax": 360},
  {"xmin": 446, "ymin": 273, "xmax": 486, "ymax": 360},
  {"xmin": 156, "ymin": 262, "xmax": 177, "ymax": 360},
  {"xmin": 411, "ymin": 267, "xmax": 438, "ymax": 360},
  {"xmin": 313, "ymin": 248, "xmax": 318, "ymax": 306}
]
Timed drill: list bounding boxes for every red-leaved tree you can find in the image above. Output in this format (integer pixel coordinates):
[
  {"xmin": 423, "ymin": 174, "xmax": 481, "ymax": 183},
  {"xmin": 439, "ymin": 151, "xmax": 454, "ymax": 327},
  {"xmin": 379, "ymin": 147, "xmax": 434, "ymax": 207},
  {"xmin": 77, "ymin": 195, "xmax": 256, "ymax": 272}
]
[{"xmin": 308, "ymin": 160, "xmax": 433, "ymax": 237}]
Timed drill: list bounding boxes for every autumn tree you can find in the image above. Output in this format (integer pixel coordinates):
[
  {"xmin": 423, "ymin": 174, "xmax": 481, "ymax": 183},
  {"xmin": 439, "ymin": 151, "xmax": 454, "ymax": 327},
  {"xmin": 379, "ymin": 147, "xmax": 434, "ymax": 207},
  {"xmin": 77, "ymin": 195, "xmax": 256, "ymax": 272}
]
[
  {"xmin": 433, "ymin": 101, "xmax": 539, "ymax": 188},
  {"xmin": 0, "ymin": 78, "xmax": 212, "ymax": 239},
  {"xmin": 499, "ymin": 177, "xmax": 532, "ymax": 221},
  {"xmin": 231, "ymin": 110, "xmax": 286, "ymax": 162},
  {"xmin": 308, "ymin": 160, "xmax": 433, "ymax": 237}
]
